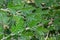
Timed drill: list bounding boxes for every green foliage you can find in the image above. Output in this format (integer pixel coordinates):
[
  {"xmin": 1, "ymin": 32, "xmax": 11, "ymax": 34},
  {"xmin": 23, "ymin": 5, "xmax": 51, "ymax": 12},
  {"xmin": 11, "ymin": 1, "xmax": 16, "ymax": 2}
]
[{"xmin": 0, "ymin": 0, "xmax": 60, "ymax": 40}]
